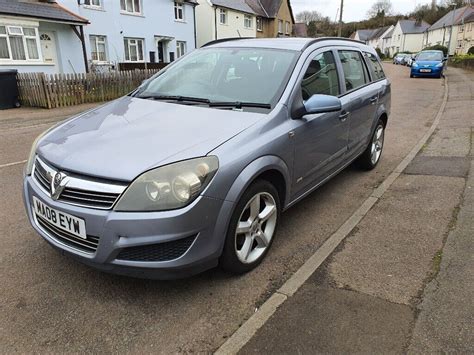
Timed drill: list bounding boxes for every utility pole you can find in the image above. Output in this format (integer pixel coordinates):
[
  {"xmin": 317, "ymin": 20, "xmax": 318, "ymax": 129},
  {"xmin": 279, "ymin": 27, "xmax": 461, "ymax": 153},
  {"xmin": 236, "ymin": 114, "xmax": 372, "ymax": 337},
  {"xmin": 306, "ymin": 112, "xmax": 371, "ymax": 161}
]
[{"xmin": 338, "ymin": 0, "xmax": 344, "ymax": 37}]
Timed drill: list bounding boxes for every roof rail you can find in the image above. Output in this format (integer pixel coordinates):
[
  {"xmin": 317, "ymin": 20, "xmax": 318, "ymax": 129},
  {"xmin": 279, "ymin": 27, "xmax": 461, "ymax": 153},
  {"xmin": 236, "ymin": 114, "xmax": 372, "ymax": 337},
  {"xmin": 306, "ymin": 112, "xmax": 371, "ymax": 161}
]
[
  {"xmin": 301, "ymin": 37, "xmax": 365, "ymax": 51},
  {"xmin": 202, "ymin": 37, "xmax": 252, "ymax": 47}
]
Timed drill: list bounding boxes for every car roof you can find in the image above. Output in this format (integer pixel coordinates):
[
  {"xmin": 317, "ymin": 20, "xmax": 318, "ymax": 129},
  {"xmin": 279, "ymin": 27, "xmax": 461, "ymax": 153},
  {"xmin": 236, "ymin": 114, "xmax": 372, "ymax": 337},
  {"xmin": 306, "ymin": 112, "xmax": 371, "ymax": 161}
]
[{"xmin": 204, "ymin": 37, "xmax": 373, "ymax": 52}]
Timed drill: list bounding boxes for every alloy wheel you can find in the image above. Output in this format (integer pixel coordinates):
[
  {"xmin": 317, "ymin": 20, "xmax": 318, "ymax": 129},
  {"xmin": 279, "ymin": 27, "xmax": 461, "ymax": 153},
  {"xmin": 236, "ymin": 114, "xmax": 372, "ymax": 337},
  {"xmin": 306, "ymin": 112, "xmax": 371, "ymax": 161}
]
[
  {"xmin": 371, "ymin": 124, "xmax": 384, "ymax": 165},
  {"xmin": 234, "ymin": 192, "xmax": 277, "ymax": 264}
]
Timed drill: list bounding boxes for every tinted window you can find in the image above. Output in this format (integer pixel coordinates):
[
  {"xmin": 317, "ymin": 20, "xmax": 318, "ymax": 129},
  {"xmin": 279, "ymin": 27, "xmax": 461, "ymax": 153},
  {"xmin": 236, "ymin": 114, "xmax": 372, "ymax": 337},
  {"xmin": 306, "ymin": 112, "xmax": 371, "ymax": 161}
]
[
  {"xmin": 338, "ymin": 50, "xmax": 368, "ymax": 92},
  {"xmin": 301, "ymin": 51, "xmax": 340, "ymax": 100},
  {"xmin": 364, "ymin": 52, "xmax": 386, "ymax": 81}
]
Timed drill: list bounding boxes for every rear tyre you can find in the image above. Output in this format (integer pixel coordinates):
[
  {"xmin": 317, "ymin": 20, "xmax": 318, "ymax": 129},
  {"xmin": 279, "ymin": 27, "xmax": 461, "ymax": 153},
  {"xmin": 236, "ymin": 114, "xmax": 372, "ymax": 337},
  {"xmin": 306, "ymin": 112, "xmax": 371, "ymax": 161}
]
[
  {"xmin": 356, "ymin": 119, "xmax": 385, "ymax": 170},
  {"xmin": 220, "ymin": 180, "xmax": 280, "ymax": 274},
  {"xmin": 410, "ymin": 74, "xmax": 414, "ymax": 78}
]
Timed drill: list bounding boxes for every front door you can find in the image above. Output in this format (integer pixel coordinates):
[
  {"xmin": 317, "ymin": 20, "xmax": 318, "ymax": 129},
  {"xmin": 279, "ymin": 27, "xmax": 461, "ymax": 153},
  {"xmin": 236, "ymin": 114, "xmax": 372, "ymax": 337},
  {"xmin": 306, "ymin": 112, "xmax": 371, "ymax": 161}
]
[
  {"xmin": 40, "ymin": 32, "xmax": 57, "ymax": 65},
  {"xmin": 293, "ymin": 49, "xmax": 349, "ymax": 195}
]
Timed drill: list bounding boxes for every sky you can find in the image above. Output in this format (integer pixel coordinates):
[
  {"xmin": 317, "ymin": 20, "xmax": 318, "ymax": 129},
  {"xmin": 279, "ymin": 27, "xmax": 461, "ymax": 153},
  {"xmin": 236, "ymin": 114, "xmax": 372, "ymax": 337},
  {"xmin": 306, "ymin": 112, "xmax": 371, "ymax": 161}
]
[{"xmin": 291, "ymin": 0, "xmax": 434, "ymax": 22}]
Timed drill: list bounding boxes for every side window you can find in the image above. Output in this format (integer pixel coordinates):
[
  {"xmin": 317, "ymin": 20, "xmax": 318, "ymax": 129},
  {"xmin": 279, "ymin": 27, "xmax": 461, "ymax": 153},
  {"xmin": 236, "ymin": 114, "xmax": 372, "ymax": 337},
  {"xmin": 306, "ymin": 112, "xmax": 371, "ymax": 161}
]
[
  {"xmin": 301, "ymin": 51, "xmax": 340, "ymax": 100},
  {"xmin": 338, "ymin": 50, "xmax": 369, "ymax": 92},
  {"xmin": 363, "ymin": 52, "xmax": 386, "ymax": 81}
]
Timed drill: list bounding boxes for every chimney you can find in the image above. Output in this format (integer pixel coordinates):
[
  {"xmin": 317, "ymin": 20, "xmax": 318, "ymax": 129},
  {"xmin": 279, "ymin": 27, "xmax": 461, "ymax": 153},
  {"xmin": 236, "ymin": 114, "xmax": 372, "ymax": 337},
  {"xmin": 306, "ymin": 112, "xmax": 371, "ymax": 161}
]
[{"xmin": 431, "ymin": 0, "xmax": 436, "ymax": 10}]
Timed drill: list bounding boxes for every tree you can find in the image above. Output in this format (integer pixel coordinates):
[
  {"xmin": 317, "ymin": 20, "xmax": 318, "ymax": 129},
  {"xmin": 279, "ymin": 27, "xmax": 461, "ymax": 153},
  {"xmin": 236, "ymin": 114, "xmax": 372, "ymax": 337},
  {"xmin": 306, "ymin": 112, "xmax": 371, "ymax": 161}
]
[
  {"xmin": 296, "ymin": 10, "xmax": 324, "ymax": 24},
  {"xmin": 367, "ymin": 0, "xmax": 393, "ymax": 19}
]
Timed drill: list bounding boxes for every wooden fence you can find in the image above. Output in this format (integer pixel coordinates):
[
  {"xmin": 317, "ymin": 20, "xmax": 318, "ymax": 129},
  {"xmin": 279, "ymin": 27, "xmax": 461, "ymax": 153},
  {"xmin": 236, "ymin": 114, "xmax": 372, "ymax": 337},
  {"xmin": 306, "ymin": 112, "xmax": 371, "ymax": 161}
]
[{"xmin": 17, "ymin": 69, "xmax": 160, "ymax": 109}]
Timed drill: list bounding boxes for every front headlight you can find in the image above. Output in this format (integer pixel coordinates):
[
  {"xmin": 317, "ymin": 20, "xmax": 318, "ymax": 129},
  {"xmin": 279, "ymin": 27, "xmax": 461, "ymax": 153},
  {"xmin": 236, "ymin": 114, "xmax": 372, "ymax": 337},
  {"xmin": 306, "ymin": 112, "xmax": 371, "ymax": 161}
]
[
  {"xmin": 436, "ymin": 62, "xmax": 444, "ymax": 67},
  {"xmin": 114, "ymin": 156, "xmax": 219, "ymax": 212},
  {"xmin": 412, "ymin": 62, "xmax": 419, "ymax": 68}
]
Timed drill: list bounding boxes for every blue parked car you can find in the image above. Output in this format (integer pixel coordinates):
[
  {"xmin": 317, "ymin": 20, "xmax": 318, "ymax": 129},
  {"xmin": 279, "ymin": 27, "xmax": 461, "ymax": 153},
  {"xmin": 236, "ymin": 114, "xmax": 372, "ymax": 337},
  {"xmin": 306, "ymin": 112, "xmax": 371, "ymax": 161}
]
[{"xmin": 410, "ymin": 50, "xmax": 446, "ymax": 78}]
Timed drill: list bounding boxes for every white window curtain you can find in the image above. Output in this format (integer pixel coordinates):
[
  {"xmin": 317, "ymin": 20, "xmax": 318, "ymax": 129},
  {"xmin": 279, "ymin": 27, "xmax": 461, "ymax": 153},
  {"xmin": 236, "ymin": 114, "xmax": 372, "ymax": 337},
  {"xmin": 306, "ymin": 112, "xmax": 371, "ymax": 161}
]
[{"xmin": 0, "ymin": 25, "xmax": 40, "ymax": 61}]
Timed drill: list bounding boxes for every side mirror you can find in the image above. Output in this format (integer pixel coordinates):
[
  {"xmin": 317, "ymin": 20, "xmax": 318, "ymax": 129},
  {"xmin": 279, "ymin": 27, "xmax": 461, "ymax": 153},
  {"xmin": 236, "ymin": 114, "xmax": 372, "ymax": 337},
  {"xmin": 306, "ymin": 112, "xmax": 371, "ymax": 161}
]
[
  {"xmin": 443, "ymin": 56, "xmax": 448, "ymax": 62},
  {"xmin": 304, "ymin": 94, "xmax": 342, "ymax": 115}
]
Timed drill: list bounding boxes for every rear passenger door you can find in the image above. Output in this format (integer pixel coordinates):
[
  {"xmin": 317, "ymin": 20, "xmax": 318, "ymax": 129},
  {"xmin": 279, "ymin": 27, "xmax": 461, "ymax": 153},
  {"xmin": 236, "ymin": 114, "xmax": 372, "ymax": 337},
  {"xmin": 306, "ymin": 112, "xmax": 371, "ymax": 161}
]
[{"xmin": 336, "ymin": 49, "xmax": 379, "ymax": 158}]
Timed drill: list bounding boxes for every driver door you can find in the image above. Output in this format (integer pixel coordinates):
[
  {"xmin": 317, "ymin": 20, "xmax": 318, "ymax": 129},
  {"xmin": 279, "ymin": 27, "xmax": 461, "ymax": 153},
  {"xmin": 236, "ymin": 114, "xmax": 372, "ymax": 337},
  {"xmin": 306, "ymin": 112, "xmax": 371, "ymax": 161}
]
[{"xmin": 292, "ymin": 50, "xmax": 349, "ymax": 196}]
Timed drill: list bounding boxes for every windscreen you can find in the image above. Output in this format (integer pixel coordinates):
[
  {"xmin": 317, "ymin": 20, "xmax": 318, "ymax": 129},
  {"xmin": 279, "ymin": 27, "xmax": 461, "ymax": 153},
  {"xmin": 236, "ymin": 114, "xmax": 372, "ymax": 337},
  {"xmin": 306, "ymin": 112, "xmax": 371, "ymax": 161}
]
[
  {"xmin": 417, "ymin": 51, "xmax": 443, "ymax": 61},
  {"xmin": 135, "ymin": 47, "xmax": 299, "ymax": 105}
]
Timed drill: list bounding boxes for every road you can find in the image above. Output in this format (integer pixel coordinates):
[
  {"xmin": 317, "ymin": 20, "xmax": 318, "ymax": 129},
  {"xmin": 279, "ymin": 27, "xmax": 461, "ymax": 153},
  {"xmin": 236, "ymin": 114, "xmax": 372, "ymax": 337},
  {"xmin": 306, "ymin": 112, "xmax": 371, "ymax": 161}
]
[{"xmin": 0, "ymin": 64, "xmax": 445, "ymax": 353}]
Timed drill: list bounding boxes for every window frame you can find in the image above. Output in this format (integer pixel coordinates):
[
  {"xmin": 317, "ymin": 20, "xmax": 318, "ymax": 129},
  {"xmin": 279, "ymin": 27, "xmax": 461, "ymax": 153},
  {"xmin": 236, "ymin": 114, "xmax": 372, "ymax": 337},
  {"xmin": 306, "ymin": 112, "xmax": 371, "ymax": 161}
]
[
  {"xmin": 336, "ymin": 48, "xmax": 372, "ymax": 95},
  {"xmin": 256, "ymin": 17, "xmax": 263, "ymax": 32},
  {"xmin": 278, "ymin": 20, "xmax": 283, "ymax": 34},
  {"xmin": 219, "ymin": 8, "xmax": 227, "ymax": 25},
  {"xmin": 362, "ymin": 51, "xmax": 386, "ymax": 83},
  {"xmin": 244, "ymin": 15, "xmax": 253, "ymax": 29},
  {"xmin": 285, "ymin": 21, "xmax": 290, "ymax": 35},
  {"xmin": 120, "ymin": 0, "xmax": 142, "ymax": 15},
  {"xmin": 174, "ymin": 2, "xmax": 185, "ymax": 21},
  {"xmin": 176, "ymin": 40, "xmax": 186, "ymax": 58},
  {"xmin": 0, "ymin": 24, "xmax": 42, "ymax": 63},
  {"xmin": 89, "ymin": 35, "xmax": 108, "ymax": 62},
  {"xmin": 83, "ymin": 0, "xmax": 102, "ymax": 10},
  {"xmin": 123, "ymin": 37, "xmax": 145, "ymax": 62}
]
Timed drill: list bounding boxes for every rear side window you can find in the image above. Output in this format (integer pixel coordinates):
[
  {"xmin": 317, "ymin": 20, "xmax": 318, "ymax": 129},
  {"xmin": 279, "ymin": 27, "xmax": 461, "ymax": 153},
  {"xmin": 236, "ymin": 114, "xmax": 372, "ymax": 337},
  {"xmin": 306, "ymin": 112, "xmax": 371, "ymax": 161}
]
[
  {"xmin": 301, "ymin": 51, "xmax": 340, "ymax": 100},
  {"xmin": 363, "ymin": 52, "xmax": 386, "ymax": 81},
  {"xmin": 338, "ymin": 50, "xmax": 368, "ymax": 92}
]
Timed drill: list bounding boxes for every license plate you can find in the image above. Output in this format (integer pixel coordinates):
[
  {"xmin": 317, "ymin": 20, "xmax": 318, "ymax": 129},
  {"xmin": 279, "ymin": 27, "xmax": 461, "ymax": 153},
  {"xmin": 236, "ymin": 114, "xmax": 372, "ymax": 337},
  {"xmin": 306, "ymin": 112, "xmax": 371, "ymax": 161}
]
[
  {"xmin": 420, "ymin": 69, "xmax": 431, "ymax": 73},
  {"xmin": 33, "ymin": 196, "xmax": 87, "ymax": 239}
]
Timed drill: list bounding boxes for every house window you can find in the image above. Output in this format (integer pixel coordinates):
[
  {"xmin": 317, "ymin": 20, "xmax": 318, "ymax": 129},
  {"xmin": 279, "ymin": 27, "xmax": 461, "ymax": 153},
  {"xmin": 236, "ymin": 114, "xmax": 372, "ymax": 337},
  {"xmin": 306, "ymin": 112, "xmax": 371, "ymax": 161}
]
[
  {"xmin": 458, "ymin": 25, "xmax": 464, "ymax": 33},
  {"xmin": 124, "ymin": 37, "xmax": 144, "ymax": 62},
  {"xmin": 176, "ymin": 41, "xmax": 186, "ymax": 58},
  {"xmin": 84, "ymin": 0, "xmax": 101, "ymax": 8},
  {"xmin": 457, "ymin": 40, "xmax": 463, "ymax": 48},
  {"xmin": 174, "ymin": 2, "xmax": 184, "ymax": 21},
  {"xmin": 256, "ymin": 17, "xmax": 263, "ymax": 32},
  {"xmin": 90, "ymin": 35, "xmax": 107, "ymax": 62},
  {"xmin": 120, "ymin": 0, "xmax": 141, "ymax": 15},
  {"xmin": 398, "ymin": 34, "xmax": 400, "ymax": 40},
  {"xmin": 244, "ymin": 15, "xmax": 253, "ymax": 29},
  {"xmin": 0, "ymin": 25, "xmax": 41, "ymax": 61},
  {"xmin": 219, "ymin": 9, "xmax": 227, "ymax": 25},
  {"xmin": 278, "ymin": 20, "xmax": 283, "ymax": 34},
  {"xmin": 286, "ymin": 21, "xmax": 290, "ymax": 35}
]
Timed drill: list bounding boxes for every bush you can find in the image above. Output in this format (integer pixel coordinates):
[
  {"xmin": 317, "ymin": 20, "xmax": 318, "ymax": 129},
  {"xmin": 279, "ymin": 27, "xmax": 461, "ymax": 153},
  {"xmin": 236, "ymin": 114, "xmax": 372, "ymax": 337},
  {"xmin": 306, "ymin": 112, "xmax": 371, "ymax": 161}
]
[
  {"xmin": 423, "ymin": 45, "xmax": 448, "ymax": 56},
  {"xmin": 468, "ymin": 46, "xmax": 474, "ymax": 55},
  {"xmin": 450, "ymin": 54, "xmax": 474, "ymax": 70},
  {"xmin": 375, "ymin": 47, "xmax": 385, "ymax": 59}
]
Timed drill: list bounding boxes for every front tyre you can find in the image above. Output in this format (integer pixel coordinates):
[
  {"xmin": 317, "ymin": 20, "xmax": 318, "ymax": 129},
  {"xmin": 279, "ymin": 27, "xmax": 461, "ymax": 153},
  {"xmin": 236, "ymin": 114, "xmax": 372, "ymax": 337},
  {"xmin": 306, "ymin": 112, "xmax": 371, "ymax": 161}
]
[
  {"xmin": 220, "ymin": 180, "xmax": 280, "ymax": 274},
  {"xmin": 356, "ymin": 119, "xmax": 385, "ymax": 170}
]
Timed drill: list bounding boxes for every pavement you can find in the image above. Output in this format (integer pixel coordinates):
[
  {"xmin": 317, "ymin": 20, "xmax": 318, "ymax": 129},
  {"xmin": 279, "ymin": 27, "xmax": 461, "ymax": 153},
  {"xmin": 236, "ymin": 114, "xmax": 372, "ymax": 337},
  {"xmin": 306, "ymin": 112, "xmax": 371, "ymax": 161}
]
[
  {"xmin": 0, "ymin": 65, "xmax": 472, "ymax": 353},
  {"xmin": 239, "ymin": 67, "xmax": 474, "ymax": 353}
]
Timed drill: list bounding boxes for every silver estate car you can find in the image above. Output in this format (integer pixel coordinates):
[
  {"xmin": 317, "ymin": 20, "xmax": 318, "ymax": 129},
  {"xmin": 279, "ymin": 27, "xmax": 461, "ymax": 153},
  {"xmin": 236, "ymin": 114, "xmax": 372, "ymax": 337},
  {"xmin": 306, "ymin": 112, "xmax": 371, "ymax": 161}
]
[{"xmin": 23, "ymin": 38, "xmax": 390, "ymax": 279}]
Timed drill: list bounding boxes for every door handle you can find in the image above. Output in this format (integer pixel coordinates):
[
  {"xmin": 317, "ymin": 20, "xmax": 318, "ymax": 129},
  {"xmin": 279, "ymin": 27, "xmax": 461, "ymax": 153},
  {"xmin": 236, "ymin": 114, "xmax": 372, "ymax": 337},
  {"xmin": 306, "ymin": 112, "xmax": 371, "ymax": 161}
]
[
  {"xmin": 369, "ymin": 96, "xmax": 378, "ymax": 104},
  {"xmin": 339, "ymin": 111, "xmax": 350, "ymax": 122}
]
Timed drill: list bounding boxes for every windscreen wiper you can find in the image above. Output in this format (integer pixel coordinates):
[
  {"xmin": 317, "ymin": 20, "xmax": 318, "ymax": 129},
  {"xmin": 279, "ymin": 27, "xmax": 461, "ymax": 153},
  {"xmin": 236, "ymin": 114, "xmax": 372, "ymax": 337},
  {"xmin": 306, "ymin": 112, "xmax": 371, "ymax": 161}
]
[
  {"xmin": 138, "ymin": 95, "xmax": 211, "ymax": 104},
  {"xmin": 208, "ymin": 101, "xmax": 271, "ymax": 109}
]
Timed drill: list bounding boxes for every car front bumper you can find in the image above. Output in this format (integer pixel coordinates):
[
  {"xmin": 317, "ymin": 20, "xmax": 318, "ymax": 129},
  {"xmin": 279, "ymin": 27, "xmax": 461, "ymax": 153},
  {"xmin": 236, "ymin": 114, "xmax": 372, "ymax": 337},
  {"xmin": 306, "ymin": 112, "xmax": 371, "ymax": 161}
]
[
  {"xmin": 23, "ymin": 175, "xmax": 234, "ymax": 279},
  {"xmin": 411, "ymin": 66, "xmax": 443, "ymax": 77}
]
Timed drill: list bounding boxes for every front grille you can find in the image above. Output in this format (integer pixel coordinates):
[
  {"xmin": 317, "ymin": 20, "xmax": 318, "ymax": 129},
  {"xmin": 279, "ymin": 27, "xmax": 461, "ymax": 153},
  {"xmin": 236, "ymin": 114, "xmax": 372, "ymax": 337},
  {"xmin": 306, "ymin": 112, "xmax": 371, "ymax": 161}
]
[
  {"xmin": 116, "ymin": 235, "xmax": 197, "ymax": 262},
  {"xmin": 32, "ymin": 157, "xmax": 127, "ymax": 210},
  {"xmin": 36, "ymin": 215, "xmax": 99, "ymax": 253},
  {"xmin": 33, "ymin": 159, "xmax": 51, "ymax": 193},
  {"xmin": 59, "ymin": 187, "xmax": 121, "ymax": 209}
]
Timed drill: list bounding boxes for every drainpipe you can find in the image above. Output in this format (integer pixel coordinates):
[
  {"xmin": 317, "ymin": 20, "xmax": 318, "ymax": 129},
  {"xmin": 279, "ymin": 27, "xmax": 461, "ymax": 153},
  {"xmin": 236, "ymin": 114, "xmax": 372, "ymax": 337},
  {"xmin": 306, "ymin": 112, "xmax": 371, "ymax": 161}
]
[
  {"xmin": 193, "ymin": 5, "xmax": 197, "ymax": 48},
  {"xmin": 214, "ymin": 7, "xmax": 218, "ymax": 40}
]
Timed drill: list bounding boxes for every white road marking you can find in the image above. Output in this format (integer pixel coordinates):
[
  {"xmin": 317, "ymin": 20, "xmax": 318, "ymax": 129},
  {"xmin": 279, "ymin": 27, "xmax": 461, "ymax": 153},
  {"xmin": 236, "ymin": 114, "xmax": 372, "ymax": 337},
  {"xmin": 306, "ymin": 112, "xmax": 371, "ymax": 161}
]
[
  {"xmin": 215, "ymin": 76, "xmax": 450, "ymax": 355},
  {"xmin": 0, "ymin": 160, "xmax": 27, "ymax": 169}
]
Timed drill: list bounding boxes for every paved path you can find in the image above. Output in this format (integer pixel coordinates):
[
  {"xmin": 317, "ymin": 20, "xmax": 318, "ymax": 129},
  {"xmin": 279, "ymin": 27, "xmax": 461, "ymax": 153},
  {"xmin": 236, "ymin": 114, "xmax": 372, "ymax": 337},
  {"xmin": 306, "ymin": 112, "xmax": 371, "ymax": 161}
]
[
  {"xmin": 238, "ymin": 68, "xmax": 474, "ymax": 353},
  {"xmin": 0, "ymin": 65, "xmax": 456, "ymax": 353}
]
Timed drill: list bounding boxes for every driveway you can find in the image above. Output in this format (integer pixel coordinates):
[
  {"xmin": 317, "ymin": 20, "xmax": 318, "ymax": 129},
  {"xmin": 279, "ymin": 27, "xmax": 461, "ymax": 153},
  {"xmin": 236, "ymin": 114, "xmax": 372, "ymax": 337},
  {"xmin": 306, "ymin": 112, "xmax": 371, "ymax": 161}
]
[{"xmin": 0, "ymin": 64, "xmax": 446, "ymax": 353}]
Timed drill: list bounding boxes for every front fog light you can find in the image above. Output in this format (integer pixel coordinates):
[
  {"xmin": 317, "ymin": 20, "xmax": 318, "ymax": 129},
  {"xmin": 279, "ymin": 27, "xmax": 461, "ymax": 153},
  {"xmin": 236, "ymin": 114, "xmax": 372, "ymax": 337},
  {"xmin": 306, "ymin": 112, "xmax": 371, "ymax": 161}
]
[{"xmin": 173, "ymin": 173, "xmax": 202, "ymax": 202}]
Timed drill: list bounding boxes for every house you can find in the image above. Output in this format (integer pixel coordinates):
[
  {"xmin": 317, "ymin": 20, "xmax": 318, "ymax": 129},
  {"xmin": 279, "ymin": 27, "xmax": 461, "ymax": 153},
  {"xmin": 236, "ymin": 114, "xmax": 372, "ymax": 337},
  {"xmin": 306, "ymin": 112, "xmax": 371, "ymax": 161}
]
[
  {"xmin": 381, "ymin": 27, "xmax": 394, "ymax": 56},
  {"xmin": 246, "ymin": 0, "xmax": 294, "ymax": 38},
  {"xmin": 293, "ymin": 22, "xmax": 308, "ymax": 37},
  {"xmin": 367, "ymin": 26, "xmax": 393, "ymax": 51},
  {"xmin": 0, "ymin": 0, "xmax": 89, "ymax": 74},
  {"xmin": 352, "ymin": 29, "xmax": 374, "ymax": 44},
  {"xmin": 388, "ymin": 19, "xmax": 430, "ymax": 57},
  {"xmin": 60, "ymin": 0, "xmax": 198, "ymax": 71},
  {"xmin": 195, "ymin": 0, "xmax": 294, "ymax": 48},
  {"xmin": 423, "ymin": 5, "xmax": 474, "ymax": 55}
]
